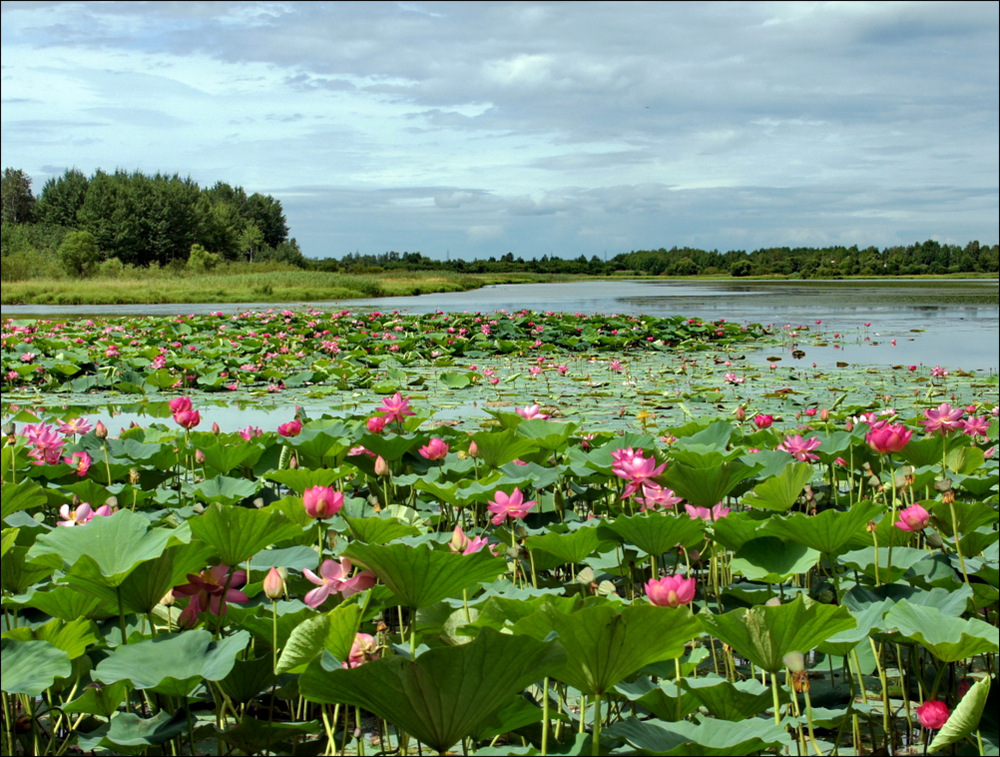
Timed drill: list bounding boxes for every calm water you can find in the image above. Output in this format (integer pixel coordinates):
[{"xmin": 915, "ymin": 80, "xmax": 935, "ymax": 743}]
[{"xmin": 4, "ymin": 279, "xmax": 997, "ymax": 370}]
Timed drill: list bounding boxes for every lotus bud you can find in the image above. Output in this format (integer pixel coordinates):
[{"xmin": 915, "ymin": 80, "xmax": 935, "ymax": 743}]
[
  {"xmin": 212, "ymin": 422, "xmax": 221, "ymax": 435},
  {"xmin": 735, "ymin": 405, "xmax": 746, "ymax": 422},
  {"xmin": 263, "ymin": 567, "xmax": 286, "ymax": 600},
  {"xmin": 820, "ymin": 407, "xmax": 830, "ymax": 422},
  {"xmin": 160, "ymin": 590, "xmax": 176, "ymax": 607},
  {"xmin": 129, "ymin": 467, "xmax": 141, "ymax": 485},
  {"xmin": 468, "ymin": 441, "xmax": 479, "ymax": 458},
  {"xmin": 194, "ymin": 449, "xmax": 206, "ymax": 465},
  {"xmin": 374, "ymin": 455, "xmax": 390, "ymax": 477},
  {"xmin": 95, "ymin": 421, "xmax": 108, "ymax": 439}
]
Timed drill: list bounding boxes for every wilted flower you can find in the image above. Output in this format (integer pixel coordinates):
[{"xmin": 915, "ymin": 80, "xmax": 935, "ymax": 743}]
[
  {"xmin": 302, "ymin": 486, "xmax": 343, "ymax": 519},
  {"xmin": 645, "ymin": 575, "xmax": 697, "ymax": 608},
  {"xmin": 344, "ymin": 633, "xmax": 379, "ymax": 668}
]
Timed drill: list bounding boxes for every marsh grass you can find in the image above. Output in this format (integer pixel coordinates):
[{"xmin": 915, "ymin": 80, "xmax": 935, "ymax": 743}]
[{"xmin": 0, "ymin": 267, "xmax": 566, "ymax": 305}]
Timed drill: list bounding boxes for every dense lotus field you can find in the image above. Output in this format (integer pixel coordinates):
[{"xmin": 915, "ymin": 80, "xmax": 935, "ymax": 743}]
[{"xmin": 1, "ymin": 309, "xmax": 998, "ymax": 757}]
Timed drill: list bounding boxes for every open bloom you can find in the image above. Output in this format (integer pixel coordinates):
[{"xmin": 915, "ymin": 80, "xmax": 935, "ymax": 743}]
[
  {"xmin": 777, "ymin": 435, "xmax": 822, "ymax": 462},
  {"xmin": 344, "ymin": 633, "xmax": 379, "ymax": 668},
  {"xmin": 866, "ymin": 424, "xmax": 912, "ymax": 454},
  {"xmin": 685, "ymin": 503, "xmax": 731, "ymax": 521},
  {"xmin": 645, "ymin": 575, "xmax": 697, "ymax": 608},
  {"xmin": 64, "ymin": 451, "xmax": 92, "ymax": 477},
  {"xmin": 172, "ymin": 564, "xmax": 248, "ymax": 627},
  {"xmin": 418, "ymin": 437, "xmax": 449, "ymax": 460},
  {"xmin": 894, "ymin": 504, "xmax": 930, "ymax": 532},
  {"xmin": 516, "ymin": 404, "xmax": 549, "ymax": 420},
  {"xmin": 58, "ymin": 417, "xmax": 93, "ymax": 437},
  {"xmin": 377, "ymin": 392, "xmax": 415, "ymax": 425},
  {"xmin": 922, "ymin": 403, "xmax": 965, "ymax": 435},
  {"xmin": 302, "ymin": 558, "xmax": 376, "ymax": 608},
  {"xmin": 57, "ymin": 502, "xmax": 114, "ymax": 526},
  {"xmin": 916, "ymin": 700, "xmax": 950, "ymax": 730},
  {"xmin": 487, "ymin": 487, "xmax": 537, "ymax": 526},
  {"xmin": 612, "ymin": 448, "xmax": 667, "ymax": 498},
  {"xmin": 635, "ymin": 483, "xmax": 683, "ymax": 512},
  {"xmin": 302, "ymin": 486, "xmax": 343, "ymax": 519}
]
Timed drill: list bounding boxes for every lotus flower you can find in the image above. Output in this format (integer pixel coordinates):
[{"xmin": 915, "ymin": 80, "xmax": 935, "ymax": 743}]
[
  {"xmin": 172, "ymin": 564, "xmax": 248, "ymax": 627},
  {"xmin": 277, "ymin": 419, "xmax": 302, "ymax": 437},
  {"xmin": 777, "ymin": 434, "xmax": 821, "ymax": 462},
  {"xmin": 645, "ymin": 575, "xmax": 697, "ymax": 608},
  {"xmin": 302, "ymin": 486, "xmax": 343, "ymax": 519},
  {"xmin": 487, "ymin": 487, "xmax": 537, "ymax": 526},
  {"xmin": 685, "ymin": 503, "xmax": 731, "ymax": 521},
  {"xmin": 418, "ymin": 437, "xmax": 449, "ymax": 460},
  {"xmin": 894, "ymin": 504, "xmax": 930, "ymax": 532},
  {"xmin": 516, "ymin": 404, "xmax": 549, "ymax": 420},
  {"xmin": 916, "ymin": 700, "xmax": 949, "ymax": 730},
  {"xmin": 302, "ymin": 558, "xmax": 376, "ymax": 608},
  {"xmin": 377, "ymin": 392, "xmax": 415, "ymax": 424},
  {"xmin": 866, "ymin": 423, "xmax": 912, "ymax": 454},
  {"xmin": 344, "ymin": 633, "xmax": 379, "ymax": 668},
  {"xmin": 922, "ymin": 403, "xmax": 964, "ymax": 435}
]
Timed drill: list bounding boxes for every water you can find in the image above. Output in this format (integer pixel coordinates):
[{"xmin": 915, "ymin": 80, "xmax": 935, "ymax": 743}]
[{"xmin": 4, "ymin": 279, "xmax": 997, "ymax": 370}]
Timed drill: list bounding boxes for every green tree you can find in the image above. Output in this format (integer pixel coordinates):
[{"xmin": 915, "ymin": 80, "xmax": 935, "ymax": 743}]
[
  {"xmin": 238, "ymin": 224, "xmax": 265, "ymax": 263},
  {"xmin": 1, "ymin": 168, "xmax": 36, "ymax": 224},
  {"xmin": 35, "ymin": 168, "xmax": 89, "ymax": 227},
  {"xmin": 58, "ymin": 230, "xmax": 101, "ymax": 278},
  {"xmin": 186, "ymin": 243, "xmax": 221, "ymax": 272}
]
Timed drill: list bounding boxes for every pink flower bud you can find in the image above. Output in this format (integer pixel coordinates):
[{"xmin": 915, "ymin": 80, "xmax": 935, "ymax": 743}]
[
  {"xmin": 374, "ymin": 455, "xmax": 390, "ymax": 477},
  {"xmin": 262, "ymin": 567, "xmax": 286, "ymax": 600},
  {"xmin": 916, "ymin": 700, "xmax": 949, "ymax": 730}
]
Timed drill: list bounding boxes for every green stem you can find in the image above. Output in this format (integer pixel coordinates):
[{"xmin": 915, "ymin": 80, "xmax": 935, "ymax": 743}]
[
  {"xmin": 591, "ymin": 692, "xmax": 602, "ymax": 757},
  {"xmin": 541, "ymin": 677, "xmax": 550, "ymax": 757},
  {"xmin": 771, "ymin": 670, "xmax": 782, "ymax": 727}
]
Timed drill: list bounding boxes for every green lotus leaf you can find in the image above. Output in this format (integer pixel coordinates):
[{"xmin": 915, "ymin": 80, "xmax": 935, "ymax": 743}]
[
  {"xmin": 614, "ymin": 678, "xmax": 701, "ymax": 721},
  {"xmin": 605, "ymin": 715, "xmax": 790, "ymax": 756},
  {"xmin": 217, "ymin": 716, "xmax": 322, "ymax": 755},
  {"xmin": 661, "ymin": 456, "xmax": 756, "ymax": 509},
  {"xmin": 342, "ymin": 541, "xmax": 506, "ymax": 609},
  {"xmin": 599, "ymin": 512, "xmax": 706, "ymax": 556},
  {"xmin": 525, "ymin": 522, "xmax": 616, "ymax": 566},
  {"xmin": 840, "ymin": 546, "xmax": 930, "ymax": 584},
  {"xmin": 77, "ymin": 710, "xmax": 189, "ymax": 751},
  {"xmin": 742, "ymin": 462, "xmax": 813, "ymax": 512},
  {"xmin": 1, "ymin": 638, "xmax": 72, "ymax": 696},
  {"xmin": 0, "ymin": 527, "xmax": 17, "ymax": 558},
  {"xmin": 299, "ymin": 626, "xmax": 563, "ymax": 754},
  {"xmin": 265, "ymin": 467, "xmax": 349, "ymax": 493},
  {"xmin": 95, "ymin": 629, "xmax": 250, "ymax": 698},
  {"xmin": 711, "ymin": 512, "xmax": 769, "ymax": 551},
  {"xmin": 189, "ymin": 502, "xmax": 300, "ymax": 567},
  {"xmin": 883, "ymin": 601, "xmax": 999, "ymax": 663},
  {"xmin": 2, "ymin": 617, "xmax": 99, "ymax": 660},
  {"xmin": 761, "ymin": 501, "xmax": 882, "ymax": 555},
  {"xmin": 682, "ymin": 676, "xmax": 788, "ymax": 721},
  {"xmin": 1, "ymin": 479, "xmax": 47, "ymax": 521},
  {"xmin": 275, "ymin": 604, "xmax": 361, "ymax": 674},
  {"xmin": 187, "ymin": 475, "xmax": 260, "ymax": 506},
  {"xmin": 470, "ymin": 429, "xmax": 540, "ymax": 469},
  {"xmin": 62, "ymin": 680, "xmax": 130, "ymax": 718},
  {"xmin": 26, "ymin": 509, "xmax": 182, "ymax": 588},
  {"xmin": 19, "ymin": 584, "xmax": 107, "ymax": 621},
  {"xmin": 929, "ymin": 675, "xmax": 992, "ymax": 753},
  {"xmin": 198, "ymin": 441, "xmax": 263, "ymax": 475},
  {"xmin": 343, "ymin": 515, "xmax": 422, "ymax": 543},
  {"xmin": 730, "ymin": 537, "xmax": 820, "ymax": 583},
  {"xmin": 218, "ymin": 654, "xmax": 275, "ymax": 704},
  {"xmin": 698, "ymin": 595, "xmax": 856, "ymax": 673},
  {"xmin": 512, "ymin": 602, "xmax": 702, "ymax": 695}
]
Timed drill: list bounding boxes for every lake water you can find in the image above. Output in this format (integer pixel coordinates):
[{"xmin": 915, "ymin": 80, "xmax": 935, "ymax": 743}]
[{"xmin": 5, "ymin": 279, "xmax": 998, "ymax": 370}]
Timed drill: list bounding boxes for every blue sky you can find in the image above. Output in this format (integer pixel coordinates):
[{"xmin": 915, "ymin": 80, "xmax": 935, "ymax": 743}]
[{"xmin": 2, "ymin": 1, "xmax": 997, "ymax": 260}]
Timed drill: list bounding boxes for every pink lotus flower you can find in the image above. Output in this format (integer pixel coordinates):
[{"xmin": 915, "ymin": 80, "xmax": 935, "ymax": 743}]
[
  {"xmin": 866, "ymin": 424, "xmax": 912, "ymax": 454},
  {"xmin": 418, "ymin": 437, "xmax": 449, "ymax": 461},
  {"xmin": 302, "ymin": 486, "xmax": 343, "ymax": 519},
  {"xmin": 366, "ymin": 415, "xmax": 388, "ymax": 434},
  {"xmin": 168, "ymin": 396, "xmax": 193, "ymax": 414},
  {"xmin": 777, "ymin": 434, "xmax": 822, "ymax": 462},
  {"xmin": 962, "ymin": 416, "xmax": 990, "ymax": 438},
  {"xmin": 302, "ymin": 558, "xmax": 376, "ymax": 608},
  {"xmin": 916, "ymin": 700, "xmax": 949, "ymax": 730},
  {"xmin": 516, "ymin": 404, "xmax": 549, "ymax": 420},
  {"xmin": 238, "ymin": 425, "xmax": 262, "ymax": 440},
  {"xmin": 685, "ymin": 503, "xmax": 731, "ymax": 521},
  {"xmin": 57, "ymin": 417, "xmax": 92, "ymax": 437},
  {"xmin": 753, "ymin": 414, "xmax": 774, "ymax": 429},
  {"xmin": 344, "ymin": 632, "xmax": 378, "ymax": 668},
  {"xmin": 173, "ymin": 408, "xmax": 201, "ymax": 430},
  {"xmin": 922, "ymin": 403, "xmax": 965, "ymax": 435},
  {"xmin": 894, "ymin": 504, "xmax": 930, "ymax": 532},
  {"xmin": 262, "ymin": 567, "xmax": 286, "ymax": 600},
  {"xmin": 612, "ymin": 449, "xmax": 667, "ymax": 498},
  {"xmin": 277, "ymin": 419, "xmax": 302, "ymax": 437},
  {"xmin": 57, "ymin": 502, "xmax": 114, "ymax": 526},
  {"xmin": 635, "ymin": 483, "xmax": 683, "ymax": 512},
  {"xmin": 172, "ymin": 564, "xmax": 248, "ymax": 627},
  {"xmin": 449, "ymin": 525, "xmax": 494, "ymax": 555},
  {"xmin": 64, "ymin": 451, "xmax": 92, "ymax": 477},
  {"xmin": 377, "ymin": 392, "xmax": 415, "ymax": 425},
  {"xmin": 645, "ymin": 575, "xmax": 697, "ymax": 608},
  {"xmin": 487, "ymin": 487, "xmax": 537, "ymax": 526}
]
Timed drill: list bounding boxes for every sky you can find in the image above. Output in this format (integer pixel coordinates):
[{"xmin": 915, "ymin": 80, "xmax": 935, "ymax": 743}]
[{"xmin": 2, "ymin": 1, "xmax": 998, "ymax": 261}]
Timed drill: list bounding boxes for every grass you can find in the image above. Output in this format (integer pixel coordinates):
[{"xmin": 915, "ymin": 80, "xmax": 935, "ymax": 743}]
[{"xmin": 0, "ymin": 268, "xmax": 574, "ymax": 305}]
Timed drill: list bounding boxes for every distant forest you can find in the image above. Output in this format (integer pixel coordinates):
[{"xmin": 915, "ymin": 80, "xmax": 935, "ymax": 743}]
[{"xmin": 2, "ymin": 167, "xmax": 997, "ymax": 280}]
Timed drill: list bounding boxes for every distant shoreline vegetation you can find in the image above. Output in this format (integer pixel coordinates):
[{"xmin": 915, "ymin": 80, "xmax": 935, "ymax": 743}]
[{"xmin": 2, "ymin": 167, "xmax": 997, "ymax": 300}]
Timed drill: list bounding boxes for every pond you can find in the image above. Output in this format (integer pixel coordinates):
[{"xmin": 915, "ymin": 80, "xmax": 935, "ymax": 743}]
[{"xmin": 5, "ymin": 278, "xmax": 998, "ymax": 370}]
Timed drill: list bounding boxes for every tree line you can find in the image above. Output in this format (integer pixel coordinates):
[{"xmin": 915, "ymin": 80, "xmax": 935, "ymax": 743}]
[
  {"xmin": 3, "ymin": 166, "xmax": 996, "ymax": 281},
  {"xmin": 1, "ymin": 167, "xmax": 303, "ymax": 279}
]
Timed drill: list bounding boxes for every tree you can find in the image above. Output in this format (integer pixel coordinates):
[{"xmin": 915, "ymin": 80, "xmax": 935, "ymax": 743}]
[
  {"xmin": 187, "ymin": 243, "xmax": 220, "ymax": 273},
  {"xmin": 1, "ymin": 168, "xmax": 36, "ymax": 224},
  {"xmin": 58, "ymin": 230, "xmax": 100, "ymax": 278},
  {"xmin": 238, "ymin": 224, "xmax": 265, "ymax": 263},
  {"xmin": 35, "ymin": 168, "xmax": 89, "ymax": 227}
]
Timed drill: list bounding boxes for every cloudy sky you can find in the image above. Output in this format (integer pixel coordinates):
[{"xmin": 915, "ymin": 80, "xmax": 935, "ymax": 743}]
[{"xmin": 2, "ymin": 1, "xmax": 997, "ymax": 260}]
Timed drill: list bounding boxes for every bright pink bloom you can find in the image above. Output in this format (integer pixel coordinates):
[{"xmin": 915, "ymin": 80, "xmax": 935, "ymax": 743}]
[
  {"xmin": 916, "ymin": 700, "xmax": 949, "ymax": 730},
  {"xmin": 418, "ymin": 437, "xmax": 449, "ymax": 460},
  {"xmin": 635, "ymin": 483, "xmax": 683, "ymax": 512},
  {"xmin": 302, "ymin": 486, "xmax": 343, "ymax": 519},
  {"xmin": 645, "ymin": 575, "xmax": 697, "ymax": 608},
  {"xmin": 173, "ymin": 408, "xmax": 201, "ymax": 429},
  {"xmin": 487, "ymin": 487, "xmax": 537, "ymax": 526},
  {"xmin": 516, "ymin": 404, "xmax": 549, "ymax": 420},
  {"xmin": 753, "ymin": 414, "xmax": 774, "ymax": 429},
  {"xmin": 962, "ymin": 416, "xmax": 990, "ymax": 438},
  {"xmin": 168, "ymin": 396, "xmax": 193, "ymax": 414},
  {"xmin": 377, "ymin": 392, "xmax": 415, "ymax": 424},
  {"xmin": 366, "ymin": 415, "xmax": 388, "ymax": 434},
  {"xmin": 57, "ymin": 417, "xmax": 93, "ymax": 437},
  {"xmin": 238, "ymin": 425, "xmax": 262, "ymax": 440},
  {"xmin": 685, "ymin": 503, "xmax": 731, "ymax": 521},
  {"xmin": 612, "ymin": 449, "xmax": 667, "ymax": 498},
  {"xmin": 277, "ymin": 419, "xmax": 302, "ymax": 437},
  {"xmin": 922, "ymin": 403, "xmax": 965, "ymax": 435},
  {"xmin": 894, "ymin": 504, "xmax": 930, "ymax": 532},
  {"xmin": 866, "ymin": 424, "xmax": 912, "ymax": 454},
  {"xmin": 64, "ymin": 451, "xmax": 92, "ymax": 477},
  {"xmin": 777, "ymin": 434, "xmax": 822, "ymax": 462},
  {"xmin": 172, "ymin": 564, "xmax": 248, "ymax": 627},
  {"xmin": 302, "ymin": 559, "xmax": 376, "ymax": 608}
]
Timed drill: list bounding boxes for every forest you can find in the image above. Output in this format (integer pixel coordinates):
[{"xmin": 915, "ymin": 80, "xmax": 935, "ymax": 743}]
[{"xmin": 2, "ymin": 167, "xmax": 997, "ymax": 282}]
